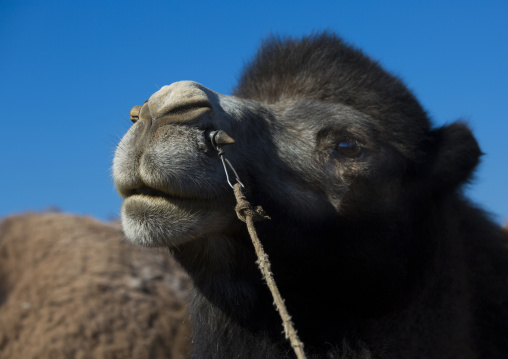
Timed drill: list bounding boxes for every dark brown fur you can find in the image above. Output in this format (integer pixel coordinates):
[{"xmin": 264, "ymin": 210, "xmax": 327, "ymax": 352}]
[{"xmin": 113, "ymin": 33, "xmax": 508, "ymax": 358}]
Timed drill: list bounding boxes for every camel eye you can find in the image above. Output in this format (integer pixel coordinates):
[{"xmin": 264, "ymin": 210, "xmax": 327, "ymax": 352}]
[{"xmin": 336, "ymin": 140, "xmax": 362, "ymax": 157}]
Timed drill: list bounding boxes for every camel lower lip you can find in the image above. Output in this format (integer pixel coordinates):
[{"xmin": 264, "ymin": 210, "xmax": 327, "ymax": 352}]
[
  {"xmin": 127, "ymin": 193, "xmax": 206, "ymax": 205},
  {"xmin": 128, "ymin": 185, "xmax": 209, "ymax": 202},
  {"xmin": 121, "ymin": 193, "xmax": 237, "ymax": 247}
]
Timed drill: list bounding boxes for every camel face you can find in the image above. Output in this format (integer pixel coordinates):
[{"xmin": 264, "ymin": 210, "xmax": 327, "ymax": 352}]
[
  {"xmin": 113, "ymin": 81, "xmax": 243, "ymax": 247},
  {"xmin": 114, "ymin": 81, "xmax": 413, "ymax": 248}
]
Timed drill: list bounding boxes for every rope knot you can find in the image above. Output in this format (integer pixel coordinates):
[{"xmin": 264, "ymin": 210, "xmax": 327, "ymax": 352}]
[{"xmin": 233, "ymin": 184, "xmax": 270, "ymax": 222}]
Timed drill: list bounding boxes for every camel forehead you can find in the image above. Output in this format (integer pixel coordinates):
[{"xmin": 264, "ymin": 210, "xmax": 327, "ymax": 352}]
[{"xmin": 276, "ymin": 100, "xmax": 372, "ymax": 126}]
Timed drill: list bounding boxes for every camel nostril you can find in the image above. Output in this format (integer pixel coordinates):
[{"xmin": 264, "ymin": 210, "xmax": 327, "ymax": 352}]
[
  {"xmin": 147, "ymin": 81, "xmax": 215, "ymax": 124},
  {"xmin": 150, "ymin": 100, "xmax": 212, "ymax": 125},
  {"xmin": 165, "ymin": 100, "xmax": 212, "ymax": 117}
]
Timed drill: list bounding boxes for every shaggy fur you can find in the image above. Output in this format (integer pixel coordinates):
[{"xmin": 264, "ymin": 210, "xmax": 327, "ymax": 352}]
[
  {"xmin": 0, "ymin": 213, "xmax": 191, "ymax": 359},
  {"xmin": 113, "ymin": 33, "xmax": 508, "ymax": 358}
]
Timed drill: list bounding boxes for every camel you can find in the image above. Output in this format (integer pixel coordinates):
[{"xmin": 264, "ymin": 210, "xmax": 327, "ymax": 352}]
[
  {"xmin": 113, "ymin": 33, "xmax": 508, "ymax": 358},
  {"xmin": 0, "ymin": 212, "xmax": 191, "ymax": 359}
]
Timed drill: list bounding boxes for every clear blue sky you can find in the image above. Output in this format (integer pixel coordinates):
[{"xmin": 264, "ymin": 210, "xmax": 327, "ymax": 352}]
[{"xmin": 1, "ymin": 0, "xmax": 507, "ymax": 224}]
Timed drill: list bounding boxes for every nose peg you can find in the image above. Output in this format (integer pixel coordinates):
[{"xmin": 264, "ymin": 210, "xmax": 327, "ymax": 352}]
[
  {"xmin": 130, "ymin": 105, "xmax": 142, "ymax": 123},
  {"xmin": 208, "ymin": 130, "xmax": 243, "ymax": 190},
  {"xmin": 209, "ymin": 130, "xmax": 236, "ymax": 149}
]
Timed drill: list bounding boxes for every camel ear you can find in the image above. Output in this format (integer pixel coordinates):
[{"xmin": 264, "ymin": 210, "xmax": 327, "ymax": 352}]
[{"xmin": 427, "ymin": 122, "xmax": 482, "ymax": 192}]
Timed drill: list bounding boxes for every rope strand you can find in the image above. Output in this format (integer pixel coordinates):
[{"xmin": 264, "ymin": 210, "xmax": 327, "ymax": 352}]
[{"xmin": 233, "ymin": 184, "xmax": 307, "ymax": 359}]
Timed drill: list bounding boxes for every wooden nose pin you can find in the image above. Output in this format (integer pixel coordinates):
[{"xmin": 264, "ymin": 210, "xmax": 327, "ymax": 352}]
[
  {"xmin": 209, "ymin": 130, "xmax": 236, "ymax": 148},
  {"xmin": 130, "ymin": 105, "xmax": 142, "ymax": 123}
]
